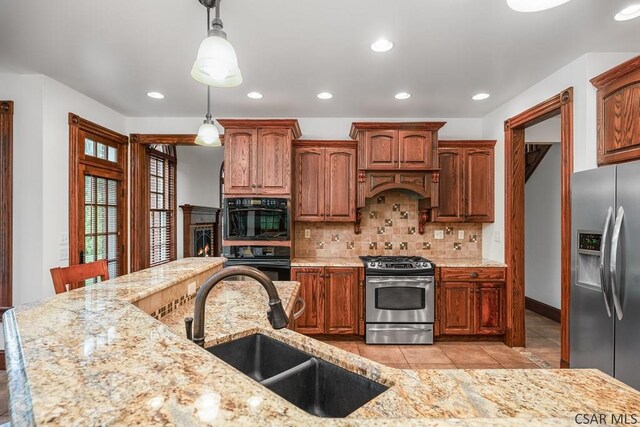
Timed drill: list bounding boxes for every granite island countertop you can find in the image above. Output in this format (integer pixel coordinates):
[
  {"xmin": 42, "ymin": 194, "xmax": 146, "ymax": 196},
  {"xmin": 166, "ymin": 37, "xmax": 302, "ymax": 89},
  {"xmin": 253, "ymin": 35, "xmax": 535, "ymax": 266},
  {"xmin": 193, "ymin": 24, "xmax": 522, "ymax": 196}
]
[
  {"xmin": 291, "ymin": 257, "xmax": 507, "ymax": 268},
  {"xmin": 5, "ymin": 258, "xmax": 640, "ymax": 426}
]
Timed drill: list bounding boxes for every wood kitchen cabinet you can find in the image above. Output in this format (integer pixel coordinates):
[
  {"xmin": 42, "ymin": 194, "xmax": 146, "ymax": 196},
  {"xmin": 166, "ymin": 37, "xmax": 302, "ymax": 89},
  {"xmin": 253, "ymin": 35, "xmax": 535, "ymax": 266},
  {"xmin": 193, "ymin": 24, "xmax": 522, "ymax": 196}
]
[
  {"xmin": 434, "ymin": 141, "xmax": 495, "ymax": 223},
  {"xmin": 219, "ymin": 119, "xmax": 301, "ymax": 196},
  {"xmin": 438, "ymin": 267, "xmax": 505, "ymax": 336},
  {"xmin": 591, "ymin": 56, "xmax": 640, "ymax": 166},
  {"xmin": 293, "ymin": 141, "xmax": 356, "ymax": 222},
  {"xmin": 291, "ymin": 266, "xmax": 360, "ymax": 335}
]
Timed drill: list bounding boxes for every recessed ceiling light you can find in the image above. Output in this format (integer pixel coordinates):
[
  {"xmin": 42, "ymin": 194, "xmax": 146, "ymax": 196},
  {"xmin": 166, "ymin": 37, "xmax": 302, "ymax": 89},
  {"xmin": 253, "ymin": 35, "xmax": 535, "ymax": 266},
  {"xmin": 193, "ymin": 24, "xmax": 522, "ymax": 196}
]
[
  {"xmin": 506, "ymin": 0, "xmax": 571, "ymax": 12},
  {"xmin": 317, "ymin": 92, "xmax": 333, "ymax": 100},
  {"xmin": 247, "ymin": 91, "xmax": 263, "ymax": 99},
  {"xmin": 472, "ymin": 93, "xmax": 491, "ymax": 101},
  {"xmin": 395, "ymin": 92, "xmax": 411, "ymax": 100},
  {"xmin": 370, "ymin": 39, "xmax": 394, "ymax": 53},
  {"xmin": 615, "ymin": 4, "xmax": 640, "ymax": 21},
  {"xmin": 146, "ymin": 91, "xmax": 165, "ymax": 99}
]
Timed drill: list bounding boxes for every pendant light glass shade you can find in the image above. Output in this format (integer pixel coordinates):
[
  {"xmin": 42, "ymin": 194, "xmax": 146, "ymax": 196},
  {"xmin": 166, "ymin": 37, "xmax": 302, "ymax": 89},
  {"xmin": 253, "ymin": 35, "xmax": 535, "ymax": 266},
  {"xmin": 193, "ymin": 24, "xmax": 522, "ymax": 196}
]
[
  {"xmin": 195, "ymin": 121, "xmax": 221, "ymax": 146},
  {"xmin": 191, "ymin": 32, "xmax": 243, "ymax": 87}
]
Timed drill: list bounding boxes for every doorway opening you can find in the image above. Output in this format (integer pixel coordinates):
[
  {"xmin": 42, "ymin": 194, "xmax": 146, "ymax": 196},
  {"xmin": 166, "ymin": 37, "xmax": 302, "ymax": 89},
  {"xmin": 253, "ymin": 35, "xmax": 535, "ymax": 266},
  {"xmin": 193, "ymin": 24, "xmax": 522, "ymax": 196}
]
[{"xmin": 504, "ymin": 88, "xmax": 573, "ymax": 366}]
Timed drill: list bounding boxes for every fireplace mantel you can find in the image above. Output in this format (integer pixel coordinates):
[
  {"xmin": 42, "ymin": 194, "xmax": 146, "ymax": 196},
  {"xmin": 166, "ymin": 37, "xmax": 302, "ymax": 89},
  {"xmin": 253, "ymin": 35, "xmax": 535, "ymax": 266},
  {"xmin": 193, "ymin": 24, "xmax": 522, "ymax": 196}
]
[{"xmin": 180, "ymin": 205, "xmax": 221, "ymax": 257}]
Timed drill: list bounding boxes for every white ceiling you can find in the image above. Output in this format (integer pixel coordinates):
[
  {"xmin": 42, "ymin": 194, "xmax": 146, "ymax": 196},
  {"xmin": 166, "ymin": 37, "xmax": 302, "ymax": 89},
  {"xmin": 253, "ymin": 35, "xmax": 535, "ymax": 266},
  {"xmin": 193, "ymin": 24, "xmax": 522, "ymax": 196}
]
[{"xmin": 1, "ymin": 0, "xmax": 639, "ymax": 118}]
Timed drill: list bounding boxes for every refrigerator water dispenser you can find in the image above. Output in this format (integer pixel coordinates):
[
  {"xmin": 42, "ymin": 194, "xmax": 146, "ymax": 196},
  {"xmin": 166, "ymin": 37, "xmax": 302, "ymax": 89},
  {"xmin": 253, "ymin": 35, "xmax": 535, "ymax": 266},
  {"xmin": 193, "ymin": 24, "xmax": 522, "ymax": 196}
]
[{"xmin": 576, "ymin": 230, "xmax": 603, "ymax": 290}]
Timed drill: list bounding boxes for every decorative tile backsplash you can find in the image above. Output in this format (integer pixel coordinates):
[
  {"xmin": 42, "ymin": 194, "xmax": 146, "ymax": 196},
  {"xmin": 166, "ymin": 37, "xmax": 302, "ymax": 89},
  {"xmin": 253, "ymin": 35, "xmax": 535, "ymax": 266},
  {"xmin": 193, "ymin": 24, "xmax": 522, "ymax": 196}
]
[{"xmin": 295, "ymin": 191, "xmax": 482, "ymax": 258}]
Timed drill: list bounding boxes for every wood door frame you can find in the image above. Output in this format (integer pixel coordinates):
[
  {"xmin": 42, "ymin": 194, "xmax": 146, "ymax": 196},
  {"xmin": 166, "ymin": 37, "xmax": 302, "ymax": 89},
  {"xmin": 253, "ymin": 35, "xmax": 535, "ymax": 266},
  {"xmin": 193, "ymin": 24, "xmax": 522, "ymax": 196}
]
[
  {"xmin": 129, "ymin": 134, "xmax": 199, "ymax": 272},
  {"xmin": 504, "ymin": 88, "xmax": 573, "ymax": 364},
  {"xmin": 0, "ymin": 101, "xmax": 13, "ymax": 318},
  {"xmin": 69, "ymin": 113, "xmax": 129, "ymax": 274}
]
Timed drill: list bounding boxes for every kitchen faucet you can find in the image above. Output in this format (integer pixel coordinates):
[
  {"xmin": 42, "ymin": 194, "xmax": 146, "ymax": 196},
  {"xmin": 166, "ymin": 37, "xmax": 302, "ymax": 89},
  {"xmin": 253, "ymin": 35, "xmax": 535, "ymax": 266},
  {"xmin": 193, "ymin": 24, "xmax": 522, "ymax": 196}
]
[{"xmin": 184, "ymin": 266, "xmax": 289, "ymax": 347}]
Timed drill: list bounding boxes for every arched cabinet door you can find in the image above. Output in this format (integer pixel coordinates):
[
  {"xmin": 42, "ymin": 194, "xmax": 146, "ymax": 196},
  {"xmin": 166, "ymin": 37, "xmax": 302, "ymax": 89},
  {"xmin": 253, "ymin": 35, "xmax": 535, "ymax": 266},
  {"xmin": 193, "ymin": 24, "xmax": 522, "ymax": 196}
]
[
  {"xmin": 433, "ymin": 147, "xmax": 464, "ymax": 222},
  {"xmin": 399, "ymin": 130, "xmax": 433, "ymax": 169},
  {"xmin": 257, "ymin": 128, "xmax": 291, "ymax": 195},
  {"xmin": 465, "ymin": 148, "xmax": 494, "ymax": 223},
  {"xmin": 364, "ymin": 130, "xmax": 398, "ymax": 169},
  {"xmin": 224, "ymin": 129, "xmax": 257, "ymax": 195}
]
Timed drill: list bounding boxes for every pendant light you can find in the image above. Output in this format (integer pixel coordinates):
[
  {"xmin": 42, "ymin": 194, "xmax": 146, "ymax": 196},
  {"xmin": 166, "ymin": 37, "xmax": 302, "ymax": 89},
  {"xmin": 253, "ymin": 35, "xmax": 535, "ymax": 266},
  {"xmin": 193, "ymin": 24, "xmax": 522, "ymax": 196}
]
[
  {"xmin": 191, "ymin": 0, "xmax": 242, "ymax": 87},
  {"xmin": 195, "ymin": 85, "xmax": 221, "ymax": 146}
]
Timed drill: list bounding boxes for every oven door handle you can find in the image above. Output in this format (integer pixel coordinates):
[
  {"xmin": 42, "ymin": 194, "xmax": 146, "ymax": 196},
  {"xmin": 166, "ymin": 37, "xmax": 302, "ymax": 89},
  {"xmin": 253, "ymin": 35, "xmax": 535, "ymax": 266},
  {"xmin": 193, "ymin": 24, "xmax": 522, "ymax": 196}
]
[
  {"xmin": 366, "ymin": 277, "xmax": 432, "ymax": 284},
  {"xmin": 368, "ymin": 326, "xmax": 433, "ymax": 332}
]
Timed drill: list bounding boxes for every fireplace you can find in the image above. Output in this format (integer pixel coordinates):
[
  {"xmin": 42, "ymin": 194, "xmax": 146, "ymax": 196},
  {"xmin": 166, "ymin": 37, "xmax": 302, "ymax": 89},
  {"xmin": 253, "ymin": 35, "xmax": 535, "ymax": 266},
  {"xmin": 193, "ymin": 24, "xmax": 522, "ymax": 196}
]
[
  {"xmin": 180, "ymin": 205, "xmax": 221, "ymax": 257},
  {"xmin": 193, "ymin": 224, "xmax": 215, "ymax": 257}
]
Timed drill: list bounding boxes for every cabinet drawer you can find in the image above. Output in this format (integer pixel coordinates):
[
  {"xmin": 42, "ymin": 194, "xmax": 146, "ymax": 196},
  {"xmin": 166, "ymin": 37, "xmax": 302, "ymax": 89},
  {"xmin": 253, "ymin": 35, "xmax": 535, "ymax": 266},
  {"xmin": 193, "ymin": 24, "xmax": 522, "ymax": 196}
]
[{"xmin": 440, "ymin": 267, "xmax": 505, "ymax": 282}]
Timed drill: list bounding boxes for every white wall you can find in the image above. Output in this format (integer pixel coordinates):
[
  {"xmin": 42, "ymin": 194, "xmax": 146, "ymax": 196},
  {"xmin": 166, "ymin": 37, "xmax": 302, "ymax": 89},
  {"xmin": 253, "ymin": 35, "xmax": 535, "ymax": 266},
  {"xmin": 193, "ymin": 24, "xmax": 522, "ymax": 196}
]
[
  {"xmin": 525, "ymin": 143, "xmax": 561, "ymax": 308},
  {"xmin": 175, "ymin": 146, "xmax": 224, "ymax": 259},
  {"xmin": 0, "ymin": 73, "xmax": 44, "ymax": 312},
  {"xmin": 481, "ymin": 52, "xmax": 638, "ymax": 263}
]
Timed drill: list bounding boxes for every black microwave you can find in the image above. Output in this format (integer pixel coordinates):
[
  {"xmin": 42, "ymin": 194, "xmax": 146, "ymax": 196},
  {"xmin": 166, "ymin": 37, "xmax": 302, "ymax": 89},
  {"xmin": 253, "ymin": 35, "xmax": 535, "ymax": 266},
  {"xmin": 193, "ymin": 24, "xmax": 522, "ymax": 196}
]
[{"xmin": 224, "ymin": 198, "xmax": 290, "ymax": 241}]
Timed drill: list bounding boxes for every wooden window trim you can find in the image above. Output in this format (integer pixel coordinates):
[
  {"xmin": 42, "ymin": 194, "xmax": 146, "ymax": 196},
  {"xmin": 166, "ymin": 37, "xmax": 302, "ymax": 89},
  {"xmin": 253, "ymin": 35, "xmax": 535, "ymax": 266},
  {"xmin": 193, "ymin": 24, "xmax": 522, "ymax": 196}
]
[
  {"xmin": 69, "ymin": 113, "xmax": 128, "ymax": 273},
  {"xmin": 130, "ymin": 134, "xmax": 203, "ymax": 272},
  {"xmin": 0, "ymin": 101, "xmax": 13, "ymax": 314}
]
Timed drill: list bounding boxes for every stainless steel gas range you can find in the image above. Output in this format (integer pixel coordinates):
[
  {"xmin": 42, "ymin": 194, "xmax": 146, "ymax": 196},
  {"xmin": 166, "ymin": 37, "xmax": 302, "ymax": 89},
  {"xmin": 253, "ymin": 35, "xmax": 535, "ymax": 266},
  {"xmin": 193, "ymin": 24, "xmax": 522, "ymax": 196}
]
[{"xmin": 360, "ymin": 256, "xmax": 435, "ymax": 345}]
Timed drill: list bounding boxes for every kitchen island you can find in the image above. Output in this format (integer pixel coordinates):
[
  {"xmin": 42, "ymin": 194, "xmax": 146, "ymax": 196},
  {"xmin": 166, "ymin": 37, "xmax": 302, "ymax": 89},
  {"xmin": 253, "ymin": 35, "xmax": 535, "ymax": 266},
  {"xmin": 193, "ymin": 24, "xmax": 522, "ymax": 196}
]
[{"xmin": 4, "ymin": 258, "xmax": 640, "ymax": 426}]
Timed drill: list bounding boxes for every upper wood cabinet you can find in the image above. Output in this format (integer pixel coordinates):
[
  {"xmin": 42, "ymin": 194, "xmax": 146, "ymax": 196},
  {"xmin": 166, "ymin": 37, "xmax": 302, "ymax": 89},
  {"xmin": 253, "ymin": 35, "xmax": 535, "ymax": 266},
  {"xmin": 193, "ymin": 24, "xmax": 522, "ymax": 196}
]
[
  {"xmin": 293, "ymin": 141, "xmax": 356, "ymax": 222},
  {"xmin": 219, "ymin": 119, "xmax": 301, "ymax": 196},
  {"xmin": 350, "ymin": 122, "xmax": 445, "ymax": 171},
  {"xmin": 433, "ymin": 140, "xmax": 495, "ymax": 223},
  {"xmin": 591, "ymin": 56, "xmax": 640, "ymax": 166}
]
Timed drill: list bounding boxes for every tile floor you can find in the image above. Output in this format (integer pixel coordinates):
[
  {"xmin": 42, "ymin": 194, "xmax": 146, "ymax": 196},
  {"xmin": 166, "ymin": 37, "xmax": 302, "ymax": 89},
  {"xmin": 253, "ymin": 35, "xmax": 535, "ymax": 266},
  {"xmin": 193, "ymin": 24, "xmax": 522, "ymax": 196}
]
[
  {"xmin": 320, "ymin": 310, "xmax": 562, "ymax": 369},
  {"xmin": 0, "ymin": 311, "xmax": 561, "ymax": 422}
]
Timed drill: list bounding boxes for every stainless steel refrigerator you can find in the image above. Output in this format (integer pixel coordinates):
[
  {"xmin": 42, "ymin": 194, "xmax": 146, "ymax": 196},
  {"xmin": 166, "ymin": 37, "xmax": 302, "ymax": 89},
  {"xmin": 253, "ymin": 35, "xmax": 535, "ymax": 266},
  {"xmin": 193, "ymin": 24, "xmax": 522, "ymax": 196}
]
[{"xmin": 571, "ymin": 161, "xmax": 640, "ymax": 391}]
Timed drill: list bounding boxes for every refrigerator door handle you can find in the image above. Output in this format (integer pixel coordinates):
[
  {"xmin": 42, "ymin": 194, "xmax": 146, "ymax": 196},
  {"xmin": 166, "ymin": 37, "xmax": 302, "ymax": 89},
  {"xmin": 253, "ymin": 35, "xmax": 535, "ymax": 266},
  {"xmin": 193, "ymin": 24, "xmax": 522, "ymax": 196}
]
[
  {"xmin": 610, "ymin": 206, "xmax": 624, "ymax": 320},
  {"xmin": 600, "ymin": 207, "xmax": 614, "ymax": 318}
]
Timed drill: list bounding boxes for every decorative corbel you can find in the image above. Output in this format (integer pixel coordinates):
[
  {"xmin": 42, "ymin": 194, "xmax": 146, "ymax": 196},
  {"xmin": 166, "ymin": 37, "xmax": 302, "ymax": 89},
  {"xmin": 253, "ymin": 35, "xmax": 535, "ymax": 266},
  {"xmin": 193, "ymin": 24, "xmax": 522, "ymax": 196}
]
[
  {"xmin": 354, "ymin": 208, "xmax": 362, "ymax": 234},
  {"xmin": 418, "ymin": 209, "xmax": 429, "ymax": 235}
]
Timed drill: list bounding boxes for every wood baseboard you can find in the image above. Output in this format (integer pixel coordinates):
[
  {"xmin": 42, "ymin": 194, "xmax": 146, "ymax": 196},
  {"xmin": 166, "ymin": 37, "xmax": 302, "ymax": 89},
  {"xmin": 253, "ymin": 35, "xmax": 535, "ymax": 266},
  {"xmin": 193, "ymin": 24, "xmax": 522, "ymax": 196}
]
[
  {"xmin": 525, "ymin": 296, "xmax": 561, "ymax": 323},
  {"xmin": 0, "ymin": 350, "xmax": 5, "ymax": 370}
]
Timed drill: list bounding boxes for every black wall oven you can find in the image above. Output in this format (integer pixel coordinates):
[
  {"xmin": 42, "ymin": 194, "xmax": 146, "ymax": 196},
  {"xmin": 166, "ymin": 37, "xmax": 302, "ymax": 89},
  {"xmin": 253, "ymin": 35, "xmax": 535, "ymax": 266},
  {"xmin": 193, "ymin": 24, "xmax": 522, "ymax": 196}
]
[
  {"xmin": 222, "ymin": 246, "xmax": 291, "ymax": 281},
  {"xmin": 224, "ymin": 198, "xmax": 290, "ymax": 241}
]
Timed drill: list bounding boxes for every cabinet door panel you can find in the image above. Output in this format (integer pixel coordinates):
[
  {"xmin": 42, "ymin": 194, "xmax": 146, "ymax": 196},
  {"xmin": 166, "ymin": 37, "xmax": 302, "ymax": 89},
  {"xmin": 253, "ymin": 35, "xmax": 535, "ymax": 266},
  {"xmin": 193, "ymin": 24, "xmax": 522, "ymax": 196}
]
[
  {"xmin": 325, "ymin": 267, "xmax": 359, "ymax": 334},
  {"xmin": 325, "ymin": 147, "xmax": 356, "ymax": 221},
  {"xmin": 440, "ymin": 282, "xmax": 474, "ymax": 335},
  {"xmin": 294, "ymin": 148, "xmax": 325, "ymax": 221},
  {"xmin": 291, "ymin": 267, "xmax": 325, "ymax": 334},
  {"xmin": 434, "ymin": 148, "xmax": 464, "ymax": 222},
  {"xmin": 224, "ymin": 129, "xmax": 256, "ymax": 195},
  {"xmin": 399, "ymin": 130, "xmax": 432, "ymax": 169},
  {"xmin": 465, "ymin": 148, "xmax": 494, "ymax": 222},
  {"xmin": 257, "ymin": 128, "xmax": 291, "ymax": 194},
  {"xmin": 364, "ymin": 130, "xmax": 397, "ymax": 169},
  {"xmin": 475, "ymin": 283, "xmax": 505, "ymax": 335}
]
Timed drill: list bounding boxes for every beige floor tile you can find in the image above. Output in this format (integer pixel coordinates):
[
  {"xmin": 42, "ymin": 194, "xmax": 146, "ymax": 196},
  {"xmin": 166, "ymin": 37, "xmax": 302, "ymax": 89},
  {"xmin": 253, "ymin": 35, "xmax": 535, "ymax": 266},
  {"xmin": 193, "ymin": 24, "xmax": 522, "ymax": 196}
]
[
  {"xmin": 325, "ymin": 341, "xmax": 360, "ymax": 355},
  {"xmin": 399, "ymin": 346, "xmax": 452, "ymax": 364},
  {"xmin": 525, "ymin": 336, "xmax": 560, "ymax": 353},
  {"xmin": 440, "ymin": 345, "xmax": 499, "ymax": 365},
  {"xmin": 357, "ymin": 344, "xmax": 408, "ymax": 364},
  {"xmin": 454, "ymin": 362, "xmax": 502, "ymax": 369},
  {"xmin": 528, "ymin": 325, "xmax": 561, "ymax": 339},
  {"xmin": 480, "ymin": 345, "xmax": 538, "ymax": 366}
]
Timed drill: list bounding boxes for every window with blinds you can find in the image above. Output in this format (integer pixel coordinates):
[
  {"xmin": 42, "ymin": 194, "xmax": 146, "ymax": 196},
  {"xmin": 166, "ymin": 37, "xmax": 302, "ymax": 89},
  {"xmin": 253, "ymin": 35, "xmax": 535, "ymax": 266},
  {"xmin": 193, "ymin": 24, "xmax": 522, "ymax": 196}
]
[
  {"xmin": 84, "ymin": 175, "xmax": 119, "ymax": 284},
  {"xmin": 149, "ymin": 145, "xmax": 177, "ymax": 266}
]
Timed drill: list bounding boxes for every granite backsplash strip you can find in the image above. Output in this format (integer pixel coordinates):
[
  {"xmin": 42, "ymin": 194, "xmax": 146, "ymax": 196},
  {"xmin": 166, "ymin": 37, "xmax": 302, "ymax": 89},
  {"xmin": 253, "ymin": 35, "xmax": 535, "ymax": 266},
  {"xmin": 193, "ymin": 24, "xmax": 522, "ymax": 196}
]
[{"xmin": 295, "ymin": 191, "xmax": 482, "ymax": 258}]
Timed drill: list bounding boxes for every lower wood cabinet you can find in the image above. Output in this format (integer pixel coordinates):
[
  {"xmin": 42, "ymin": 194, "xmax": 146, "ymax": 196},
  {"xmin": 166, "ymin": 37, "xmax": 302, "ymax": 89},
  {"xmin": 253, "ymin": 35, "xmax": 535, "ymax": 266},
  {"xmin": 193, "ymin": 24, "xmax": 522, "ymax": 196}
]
[
  {"xmin": 291, "ymin": 266, "xmax": 361, "ymax": 335},
  {"xmin": 438, "ymin": 267, "xmax": 505, "ymax": 336}
]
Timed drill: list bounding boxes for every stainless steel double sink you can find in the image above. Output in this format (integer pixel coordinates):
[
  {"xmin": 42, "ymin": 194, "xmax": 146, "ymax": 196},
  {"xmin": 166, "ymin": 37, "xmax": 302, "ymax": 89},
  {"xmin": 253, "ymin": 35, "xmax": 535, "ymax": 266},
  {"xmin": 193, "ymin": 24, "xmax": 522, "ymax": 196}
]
[{"xmin": 207, "ymin": 334, "xmax": 388, "ymax": 418}]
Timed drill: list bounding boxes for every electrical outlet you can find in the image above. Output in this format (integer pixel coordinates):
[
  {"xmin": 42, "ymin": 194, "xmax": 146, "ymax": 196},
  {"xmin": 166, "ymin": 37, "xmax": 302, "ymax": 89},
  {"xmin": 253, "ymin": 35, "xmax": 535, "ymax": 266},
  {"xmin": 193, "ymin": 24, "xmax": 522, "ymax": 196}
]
[
  {"xmin": 458, "ymin": 230, "xmax": 465, "ymax": 240},
  {"xmin": 59, "ymin": 247, "xmax": 69, "ymax": 261},
  {"xmin": 304, "ymin": 229, "xmax": 311, "ymax": 239},
  {"xmin": 434, "ymin": 230, "xmax": 444, "ymax": 240},
  {"xmin": 494, "ymin": 230, "xmax": 502, "ymax": 242},
  {"xmin": 188, "ymin": 281, "xmax": 197, "ymax": 295},
  {"xmin": 59, "ymin": 232, "xmax": 69, "ymax": 245}
]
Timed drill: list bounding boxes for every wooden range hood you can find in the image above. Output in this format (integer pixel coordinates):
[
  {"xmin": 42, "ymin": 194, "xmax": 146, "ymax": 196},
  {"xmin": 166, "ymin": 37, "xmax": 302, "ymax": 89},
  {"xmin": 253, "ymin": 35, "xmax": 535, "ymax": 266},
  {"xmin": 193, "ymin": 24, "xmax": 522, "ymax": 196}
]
[{"xmin": 349, "ymin": 122, "xmax": 446, "ymax": 234}]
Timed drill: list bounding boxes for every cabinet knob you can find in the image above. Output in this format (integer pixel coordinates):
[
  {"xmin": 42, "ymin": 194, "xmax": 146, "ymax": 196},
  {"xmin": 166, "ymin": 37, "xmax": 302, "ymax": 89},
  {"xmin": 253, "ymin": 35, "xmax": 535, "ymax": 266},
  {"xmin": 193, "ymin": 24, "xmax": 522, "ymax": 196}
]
[
  {"xmin": 251, "ymin": 184, "xmax": 257, "ymax": 188},
  {"xmin": 470, "ymin": 272, "xmax": 479, "ymax": 278},
  {"xmin": 257, "ymin": 184, "xmax": 263, "ymax": 188}
]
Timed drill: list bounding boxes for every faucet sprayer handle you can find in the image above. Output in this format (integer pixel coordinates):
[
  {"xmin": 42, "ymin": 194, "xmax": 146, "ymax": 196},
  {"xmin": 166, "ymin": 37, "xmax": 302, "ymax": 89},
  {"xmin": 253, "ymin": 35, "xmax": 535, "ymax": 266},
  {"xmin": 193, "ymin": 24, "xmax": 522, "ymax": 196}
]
[{"xmin": 267, "ymin": 300, "xmax": 289, "ymax": 329}]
